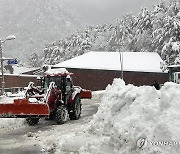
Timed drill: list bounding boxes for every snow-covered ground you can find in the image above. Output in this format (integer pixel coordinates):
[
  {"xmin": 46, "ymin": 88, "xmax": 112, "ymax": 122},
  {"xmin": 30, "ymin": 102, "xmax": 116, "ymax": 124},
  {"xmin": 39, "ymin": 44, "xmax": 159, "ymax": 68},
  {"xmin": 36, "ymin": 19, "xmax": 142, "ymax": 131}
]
[
  {"xmin": 0, "ymin": 79, "xmax": 180, "ymax": 154},
  {"xmin": 0, "ymin": 92, "xmax": 26, "ymax": 132}
]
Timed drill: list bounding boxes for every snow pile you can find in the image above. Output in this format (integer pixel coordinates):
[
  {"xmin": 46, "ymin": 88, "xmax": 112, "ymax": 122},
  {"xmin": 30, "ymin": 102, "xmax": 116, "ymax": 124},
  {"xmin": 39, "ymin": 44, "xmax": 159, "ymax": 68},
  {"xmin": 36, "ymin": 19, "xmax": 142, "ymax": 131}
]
[
  {"xmin": 77, "ymin": 79, "xmax": 180, "ymax": 154},
  {"xmin": 0, "ymin": 95, "xmax": 15, "ymax": 104},
  {"xmin": 44, "ymin": 79, "xmax": 180, "ymax": 154},
  {"xmin": 45, "ymin": 68, "xmax": 69, "ymax": 75},
  {"xmin": 0, "ymin": 91, "xmax": 26, "ymax": 104},
  {"xmin": 29, "ymin": 79, "xmax": 180, "ymax": 154},
  {"xmin": 6, "ymin": 91, "xmax": 25, "ymax": 97}
]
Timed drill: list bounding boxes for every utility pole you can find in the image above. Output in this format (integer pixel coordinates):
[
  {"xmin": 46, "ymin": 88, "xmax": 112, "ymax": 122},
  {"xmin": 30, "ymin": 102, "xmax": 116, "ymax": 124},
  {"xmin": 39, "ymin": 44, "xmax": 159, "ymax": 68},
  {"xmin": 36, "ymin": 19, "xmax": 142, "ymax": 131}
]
[
  {"xmin": 0, "ymin": 35, "xmax": 16, "ymax": 95},
  {"xmin": 0, "ymin": 40, "xmax": 5, "ymax": 95},
  {"xmin": 119, "ymin": 50, "xmax": 123, "ymax": 80},
  {"xmin": 117, "ymin": 39, "xmax": 124, "ymax": 80},
  {"xmin": 115, "ymin": 23, "xmax": 125, "ymax": 80}
]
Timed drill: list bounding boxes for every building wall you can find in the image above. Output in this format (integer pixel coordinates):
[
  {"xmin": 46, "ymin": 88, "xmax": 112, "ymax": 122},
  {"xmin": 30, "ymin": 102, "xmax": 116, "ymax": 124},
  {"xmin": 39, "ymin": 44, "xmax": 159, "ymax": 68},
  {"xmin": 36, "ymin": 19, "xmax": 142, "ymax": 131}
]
[
  {"xmin": 0, "ymin": 69, "xmax": 168, "ymax": 92},
  {"xmin": 0, "ymin": 75, "xmax": 39, "ymax": 89},
  {"xmin": 67, "ymin": 68, "xmax": 168, "ymax": 91}
]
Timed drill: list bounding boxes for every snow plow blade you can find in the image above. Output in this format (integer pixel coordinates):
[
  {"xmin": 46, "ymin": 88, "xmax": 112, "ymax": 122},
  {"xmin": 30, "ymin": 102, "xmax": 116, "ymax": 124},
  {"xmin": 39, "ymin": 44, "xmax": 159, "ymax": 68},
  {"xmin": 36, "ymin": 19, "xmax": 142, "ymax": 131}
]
[
  {"xmin": 0, "ymin": 99, "xmax": 49, "ymax": 118},
  {"xmin": 80, "ymin": 89, "xmax": 92, "ymax": 99}
]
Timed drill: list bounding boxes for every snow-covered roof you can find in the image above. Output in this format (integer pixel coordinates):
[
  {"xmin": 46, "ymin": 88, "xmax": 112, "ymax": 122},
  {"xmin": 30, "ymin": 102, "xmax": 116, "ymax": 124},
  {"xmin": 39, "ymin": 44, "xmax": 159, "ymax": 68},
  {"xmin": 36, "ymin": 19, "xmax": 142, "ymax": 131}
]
[
  {"xmin": 45, "ymin": 68, "xmax": 71, "ymax": 76},
  {"xmin": 2, "ymin": 65, "xmax": 40, "ymax": 75},
  {"xmin": 12, "ymin": 66, "xmax": 38, "ymax": 74},
  {"xmin": 5, "ymin": 74, "xmax": 39, "ymax": 77},
  {"xmin": 54, "ymin": 51, "xmax": 164, "ymax": 73}
]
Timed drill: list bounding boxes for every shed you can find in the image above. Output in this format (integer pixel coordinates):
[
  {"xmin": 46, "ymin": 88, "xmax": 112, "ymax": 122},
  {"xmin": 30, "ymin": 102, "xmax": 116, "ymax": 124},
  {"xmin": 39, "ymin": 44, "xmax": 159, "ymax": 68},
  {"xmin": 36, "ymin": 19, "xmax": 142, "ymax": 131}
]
[{"xmin": 54, "ymin": 51, "xmax": 168, "ymax": 90}]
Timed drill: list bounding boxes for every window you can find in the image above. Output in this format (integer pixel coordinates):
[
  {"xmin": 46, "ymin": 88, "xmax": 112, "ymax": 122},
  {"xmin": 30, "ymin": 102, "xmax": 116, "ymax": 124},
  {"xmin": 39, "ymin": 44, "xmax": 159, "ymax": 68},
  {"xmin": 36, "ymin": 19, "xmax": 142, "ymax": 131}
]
[{"xmin": 44, "ymin": 77, "xmax": 62, "ymax": 89}]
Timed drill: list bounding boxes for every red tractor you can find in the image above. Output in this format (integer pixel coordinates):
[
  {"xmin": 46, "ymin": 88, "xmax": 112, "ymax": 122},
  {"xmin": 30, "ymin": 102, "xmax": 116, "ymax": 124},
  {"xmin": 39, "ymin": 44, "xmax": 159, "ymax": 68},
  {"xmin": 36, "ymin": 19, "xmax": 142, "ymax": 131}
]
[{"xmin": 0, "ymin": 68, "xmax": 92, "ymax": 125}]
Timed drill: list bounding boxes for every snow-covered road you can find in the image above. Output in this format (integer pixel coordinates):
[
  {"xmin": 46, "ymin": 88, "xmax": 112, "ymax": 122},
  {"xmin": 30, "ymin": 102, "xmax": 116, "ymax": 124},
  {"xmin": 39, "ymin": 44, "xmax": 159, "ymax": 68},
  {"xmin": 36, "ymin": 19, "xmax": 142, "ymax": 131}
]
[{"xmin": 0, "ymin": 96, "xmax": 101, "ymax": 154}]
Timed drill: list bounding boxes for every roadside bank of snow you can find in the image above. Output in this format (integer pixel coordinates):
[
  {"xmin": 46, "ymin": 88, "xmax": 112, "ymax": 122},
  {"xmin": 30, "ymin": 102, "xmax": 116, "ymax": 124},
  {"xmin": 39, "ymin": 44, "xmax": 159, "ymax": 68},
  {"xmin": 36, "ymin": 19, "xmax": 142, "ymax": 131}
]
[
  {"xmin": 78, "ymin": 79, "xmax": 180, "ymax": 154},
  {"xmin": 0, "ymin": 94, "xmax": 27, "ymax": 132},
  {"xmin": 38, "ymin": 79, "xmax": 180, "ymax": 154}
]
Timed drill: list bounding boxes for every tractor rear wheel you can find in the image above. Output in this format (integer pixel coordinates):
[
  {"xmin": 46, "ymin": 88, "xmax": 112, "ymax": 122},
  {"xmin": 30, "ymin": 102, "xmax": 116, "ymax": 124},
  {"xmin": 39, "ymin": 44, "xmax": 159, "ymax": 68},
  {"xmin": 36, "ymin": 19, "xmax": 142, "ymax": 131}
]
[
  {"xmin": 56, "ymin": 106, "xmax": 68, "ymax": 124},
  {"xmin": 69, "ymin": 96, "xmax": 82, "ymax": 120},
  {"xmin": 26, "ymin": 117, "xmax": 40, "ymax": 126}
]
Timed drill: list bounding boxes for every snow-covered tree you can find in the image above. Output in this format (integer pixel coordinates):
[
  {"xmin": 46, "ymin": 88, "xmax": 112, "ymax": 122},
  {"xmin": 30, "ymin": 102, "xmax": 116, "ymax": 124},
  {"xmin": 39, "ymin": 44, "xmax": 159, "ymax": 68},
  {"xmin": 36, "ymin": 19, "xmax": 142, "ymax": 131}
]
[
  {"xmin": 152, "ymin": 0, "xmax": 180, "ymax": 64},
  {"xmin": 29, "ymin": 0, "xmax": 180, "ymax": 67},
  {"xmin": 29, "ymin": 53, "xmax": 41, "ymax": 67}
]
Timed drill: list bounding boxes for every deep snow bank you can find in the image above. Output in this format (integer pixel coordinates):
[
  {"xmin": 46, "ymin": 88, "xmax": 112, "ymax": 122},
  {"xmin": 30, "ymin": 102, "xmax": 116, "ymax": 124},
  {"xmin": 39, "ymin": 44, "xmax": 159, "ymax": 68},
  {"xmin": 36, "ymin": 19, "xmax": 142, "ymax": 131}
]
[{"xmin": 78, "ymin": 79, "xmax": 180, "ymax": 154}]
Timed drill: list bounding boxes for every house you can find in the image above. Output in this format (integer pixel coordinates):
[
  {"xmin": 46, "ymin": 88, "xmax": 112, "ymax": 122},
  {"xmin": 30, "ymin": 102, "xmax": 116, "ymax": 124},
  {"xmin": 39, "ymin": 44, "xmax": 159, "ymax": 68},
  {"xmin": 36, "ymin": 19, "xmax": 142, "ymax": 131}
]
[
  {"xmin": 0, "ymin": 65, "xmax": 40, "ymax": 93},
  {"xmin": 0, "ymin": 74, "xmax": 39, "ymax": 93},
  {"xmin": 4, "ymin": 65, "xmax": 40, "ymax": 75},
  {"xmin": 54, "ymin": 51, "xmax": 168, "ymax": 90}
]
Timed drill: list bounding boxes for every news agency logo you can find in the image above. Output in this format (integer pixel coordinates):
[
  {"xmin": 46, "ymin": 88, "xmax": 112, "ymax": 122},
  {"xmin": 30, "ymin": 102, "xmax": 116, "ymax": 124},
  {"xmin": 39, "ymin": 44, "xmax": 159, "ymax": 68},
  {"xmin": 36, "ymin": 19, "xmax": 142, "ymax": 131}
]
[
  {"xmin": 137, "ymin": 138, "xmax": 180, "ymax": 149},
  {"xmin": 136, "ymin": 138, "xmax": 148, "ymax": 149}
]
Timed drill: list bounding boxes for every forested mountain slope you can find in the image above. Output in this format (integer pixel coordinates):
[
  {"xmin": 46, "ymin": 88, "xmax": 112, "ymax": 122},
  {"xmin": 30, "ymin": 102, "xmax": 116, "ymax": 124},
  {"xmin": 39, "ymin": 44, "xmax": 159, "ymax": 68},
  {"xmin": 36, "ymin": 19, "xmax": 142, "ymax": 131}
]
[
  {"xmin": 0, "ymin": 0, "xmax": 83, "ymax": 63},
  {"xmin": 38, "ymin": 0, "xmax": 180, "ymax": 67}
]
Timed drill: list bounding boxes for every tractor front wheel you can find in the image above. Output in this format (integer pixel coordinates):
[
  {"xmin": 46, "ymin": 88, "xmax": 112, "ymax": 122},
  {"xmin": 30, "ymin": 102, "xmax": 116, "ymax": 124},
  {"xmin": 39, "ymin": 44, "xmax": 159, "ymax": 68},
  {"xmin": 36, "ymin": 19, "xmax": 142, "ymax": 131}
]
[
  {"xmin": 69, "ymin": 96, "xmax": 82, "ymax": 120},
  {"xmin": 56, "ymin": 106, "xmax": 68, "ymax": 124},
  {"xmin": 26, "ymin": 117, "xmax": 40, "ymax": 126}
]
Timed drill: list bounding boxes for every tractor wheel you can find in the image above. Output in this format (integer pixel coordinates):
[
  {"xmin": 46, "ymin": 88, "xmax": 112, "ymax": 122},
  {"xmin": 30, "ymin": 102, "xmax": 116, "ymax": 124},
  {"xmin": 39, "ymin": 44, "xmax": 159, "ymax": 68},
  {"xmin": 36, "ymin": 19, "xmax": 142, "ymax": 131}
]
[
  {"xmin": 69, "ymin": 96, "xmax": 82, "ymax": 120},
  {"xmin": 26, "ymin": 117, "xmax": 40, "ymax": 126},
  {"xmin": 56, "ymin": 106, "xmax": 68, "ymax": 124}
]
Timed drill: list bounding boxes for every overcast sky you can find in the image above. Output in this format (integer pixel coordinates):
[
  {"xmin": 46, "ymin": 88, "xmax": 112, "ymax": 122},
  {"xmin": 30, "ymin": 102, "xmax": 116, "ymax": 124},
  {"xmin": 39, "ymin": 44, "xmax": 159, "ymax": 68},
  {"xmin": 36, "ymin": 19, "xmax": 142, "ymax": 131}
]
[{"xmin": 64, "ymin": 0, "xmax": 162, "ymax": 24}]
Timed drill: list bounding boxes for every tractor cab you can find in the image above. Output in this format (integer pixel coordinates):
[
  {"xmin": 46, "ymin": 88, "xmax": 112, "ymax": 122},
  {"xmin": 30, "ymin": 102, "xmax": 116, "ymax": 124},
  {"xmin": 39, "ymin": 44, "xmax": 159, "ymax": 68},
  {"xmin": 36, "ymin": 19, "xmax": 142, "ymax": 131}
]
[
  {"xmin": 43, "ymin": 68, "xmax": 73, "ymax": 91},
  {"xmin": 168, "ymin": 65, "xmax": 180, "ymax": 83},
  {"xmin": 43, "ymin": 75, "xmax": 64, "ymax": 91},
  {"xmin": 42, "ymin": 69, "xmax": 74, "ymax": 104}
]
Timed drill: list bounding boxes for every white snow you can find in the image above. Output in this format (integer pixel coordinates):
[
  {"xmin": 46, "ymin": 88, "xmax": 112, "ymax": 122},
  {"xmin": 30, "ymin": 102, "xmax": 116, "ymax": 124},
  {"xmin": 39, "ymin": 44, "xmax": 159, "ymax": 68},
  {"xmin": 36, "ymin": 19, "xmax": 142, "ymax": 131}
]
[
  {"xmin": 0, "ymin": 118, "xmax": 25, "ymax": 133},
  {"xmin": 12, "ymin": 65, "xmax": 39, "ymax": 75},
  {"xmin": 0, "ymin": 94, "xmax": 26, "ymax": 131},
  {"xmin": 0, "ymin": 93, "xmax": 26, "ymax": 104},
  {"xmin": 0, "ymin": 95, "xmax": 15, "ymax": 104},
  {"xmin": 76, "ymin": 79, "xmax": 180, "ymax": 154},
  {"xmin": 54, "ymin": 51, "xmax": 164, "ymax": 73},
  {"xmin": 0, "ymin": 92, "xmax": 46, "ymax": 104},
  {"xmin": 172, "ymin": 42, "xmax": 180, "ymax": 51},
  {"xmin": 45, "ymin": 68, "xmax": 69, "ymax": 75}
]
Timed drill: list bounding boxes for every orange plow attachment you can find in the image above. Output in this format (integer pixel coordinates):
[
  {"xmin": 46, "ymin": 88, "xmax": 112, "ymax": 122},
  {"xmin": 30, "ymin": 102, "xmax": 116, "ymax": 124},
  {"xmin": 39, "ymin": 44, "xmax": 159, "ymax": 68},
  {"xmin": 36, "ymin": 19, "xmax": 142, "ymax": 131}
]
[
  {"xmin": 0, "ymin": 98, "xmax": 49, "ymax": 118},
  {"xmin": 80, "ymin": 89, "xmax": 92, "ymax": 99}
]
